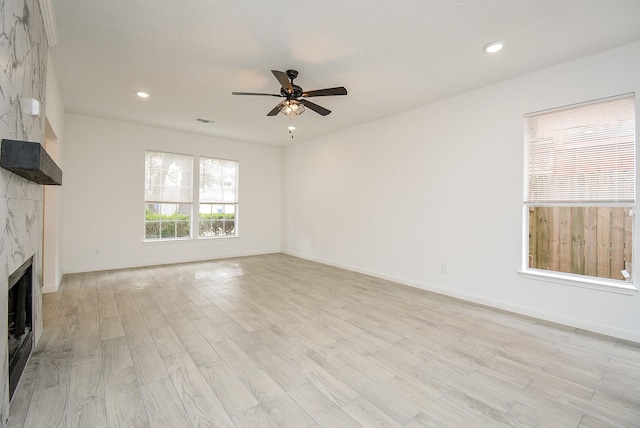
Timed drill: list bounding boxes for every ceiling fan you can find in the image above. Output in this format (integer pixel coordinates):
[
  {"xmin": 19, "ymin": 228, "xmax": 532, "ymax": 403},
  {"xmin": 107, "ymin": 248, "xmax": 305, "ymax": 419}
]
[{"xmin": 232, "ymin": 70, "xmax": 347, "ymax": 117}]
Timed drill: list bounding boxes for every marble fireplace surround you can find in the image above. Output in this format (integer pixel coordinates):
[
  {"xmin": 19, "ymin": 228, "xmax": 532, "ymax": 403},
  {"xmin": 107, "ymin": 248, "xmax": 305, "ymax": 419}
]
[{"xmin": 0, "ymin": 0, "xmax": 49, "ymax": 426}]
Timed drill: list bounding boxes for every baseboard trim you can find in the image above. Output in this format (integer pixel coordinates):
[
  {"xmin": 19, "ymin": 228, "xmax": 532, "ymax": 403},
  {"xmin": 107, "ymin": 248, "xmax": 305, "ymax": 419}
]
[{"xmin": 62, "ymin": 250, "xmax": 281, "ymax": 274}]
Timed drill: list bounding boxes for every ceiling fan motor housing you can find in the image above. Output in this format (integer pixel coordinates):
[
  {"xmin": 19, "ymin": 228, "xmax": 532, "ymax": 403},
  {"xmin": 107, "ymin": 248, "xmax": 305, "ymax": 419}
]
[{"xmin": 281, "ymin": 85, "xmax": 303, "ymax": 99}]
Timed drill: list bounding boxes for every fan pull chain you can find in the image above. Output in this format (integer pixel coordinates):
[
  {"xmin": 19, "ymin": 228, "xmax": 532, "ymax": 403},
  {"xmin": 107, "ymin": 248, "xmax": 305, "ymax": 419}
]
[{"xmin": 288, "ymin": 116, "xmax": 295, "ymax": 139}]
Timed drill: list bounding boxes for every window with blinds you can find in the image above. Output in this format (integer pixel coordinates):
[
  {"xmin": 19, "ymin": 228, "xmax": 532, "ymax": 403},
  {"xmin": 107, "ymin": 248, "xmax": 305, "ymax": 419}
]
[
  {"xmin": 199, "ymin": 157, "xmax": 239, "ymax": 237},
  {"xmin": 144, "ymin": 151, "xmax": 194, "ymax": 239},
  {"xmin": 526, "ymin": 94, "xmax": 635, "ymax": 204},
  {"xmin": 524, "ymin": 94, "xmax": 636, "ymax": 283}
]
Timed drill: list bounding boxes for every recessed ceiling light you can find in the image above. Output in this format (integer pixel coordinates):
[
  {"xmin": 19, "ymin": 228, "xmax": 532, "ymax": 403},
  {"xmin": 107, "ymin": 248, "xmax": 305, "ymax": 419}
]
[
  {"xmin": 483, "ymin": 41, "xmax": 504, "ymax": 53},
  {"xmin": 136, "ymin": 91, "xmax": 150, "ymax": 98}
]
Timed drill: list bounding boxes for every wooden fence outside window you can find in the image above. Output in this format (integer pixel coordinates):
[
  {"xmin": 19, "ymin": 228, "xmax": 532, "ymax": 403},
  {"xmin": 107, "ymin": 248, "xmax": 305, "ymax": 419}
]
[{"xmin": 528, "ymin": 206, "xmax": 633, "ymax": 280}]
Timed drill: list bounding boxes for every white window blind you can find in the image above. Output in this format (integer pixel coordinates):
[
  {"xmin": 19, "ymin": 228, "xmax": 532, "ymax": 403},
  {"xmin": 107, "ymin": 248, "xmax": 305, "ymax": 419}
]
[
  {"xmin": 199, "ymin": 157, "xmax": 238, "ymax": 203},
  {"xmin": 145, "ymin": 151, "xmax": 193, "ymax": 203},
  {"xmin": 525, "ymin": 94, "xmax": 635, "ymax": 204}
]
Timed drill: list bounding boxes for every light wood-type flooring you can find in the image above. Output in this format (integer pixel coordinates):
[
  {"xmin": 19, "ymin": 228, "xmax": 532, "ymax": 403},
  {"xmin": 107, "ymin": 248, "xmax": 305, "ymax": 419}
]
[{"xmin": 8, "ymin": 254, "xmax": 640, "ymax": 427}]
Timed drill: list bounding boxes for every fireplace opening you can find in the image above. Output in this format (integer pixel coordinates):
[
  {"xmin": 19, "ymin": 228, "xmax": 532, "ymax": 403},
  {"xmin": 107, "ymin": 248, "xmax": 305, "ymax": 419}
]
[{"xmin": 8, "ymin": 256, "xmax": 33, "ymax": 401}]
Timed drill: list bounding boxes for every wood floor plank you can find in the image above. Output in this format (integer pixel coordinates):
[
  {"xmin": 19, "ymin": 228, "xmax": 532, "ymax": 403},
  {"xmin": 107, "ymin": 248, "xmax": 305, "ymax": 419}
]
[
  {"xmin": 578, "ymin": 413, "xmax": 630, "ymax": 428},
  {"xmin": 100, "ymin": 316, "xmax": 126, "ymax": 341},
  {"xmin": 505, "ymin": 401, "xmax": 577, "ymax": 428},
  {"xmin": 69, "ymin": 357, "xmax": 104, "ymax": 407},
  {"xmin": 199, "ymin": 358, "xmax": 259, "ymax": 415},
  {"xmin": 104, "ymin": 366, "xmax": 145, "ymax": 426},
  {"xmin": 130, "ymin": 343, "xmax": 169, "ymax": 385},
  {"xmin": 404, "ymin": 412, "xmax": 450, "ymax": 428},
  {"xmin": 121, "ymin": 311, "xmax": 156, "ymax": 349},
  {"xmin": 149, "ymin": 325, "xmax": 184, "ymax": 357},
  {"xmin": 33, "ymin": 339, "xmax": 74, "ymax": 390},
  {"xmin": 167, "ymin": 313, "xmax": 222, "ymax": 367},
  {"xmin": 335, "ymin": 365, "xmax": 420, "ymax": 424},
  {"xmin": 241, "ymin": 369, "xmax": 315, "ymax": 428},
  {"xmin": 341, "ymin": 396, "xmax": 405, "ymax": 428},
  {"xmin": 74, "ymin": 330, "xmax": 102, "ymax": 361},
  {"xmin": 162, "ymin": 351, "xmax": 236, "ymax": 427},
  {"xmin": 327, "ymin": 341, "xmax": 395, "ymax": 384},
  {"xmin": 66, "ymin": 399, "xmax": 108, "ymax": 428},
  {"xmin": 101, "ymin": 336, "xmax": 133, "ymax": 375},
  {"xmin": 232, "ymin": 405, "xmax": 281, "ymax": 428},
  {"xmin": 22, "ymin": 384, "xmax": 67, "ymax": 428},
  {"xmin": 75, "ymin": 312, "xmax": 100, "ymax": 334},
  {"xmin": 140, "ymin": 307, "xmax": 169, "ymax": 330},
  {"xmin": 290, "ymin": 354, "xmax": 358, "ymax": 406},
  {"xmin": 191, "ymin": 317, "xmax": 228, "ymax": 344},
  {"xmin": 288, "ymin": 382, "xmax": 362, "ymax": 428},
  {"xmin": 214, "ymin": 339, "xmax": 261, "ymax": 377},
  {"xmin": 140, "ymin": 378, "xmax": 192, "ymax": 428}
]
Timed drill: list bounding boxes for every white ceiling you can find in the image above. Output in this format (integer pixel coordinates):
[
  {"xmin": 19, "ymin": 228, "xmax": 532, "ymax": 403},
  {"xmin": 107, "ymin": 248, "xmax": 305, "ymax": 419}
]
[{"xmin": 50, "ymin": 0, "xmax": 640, "ymax": 147}]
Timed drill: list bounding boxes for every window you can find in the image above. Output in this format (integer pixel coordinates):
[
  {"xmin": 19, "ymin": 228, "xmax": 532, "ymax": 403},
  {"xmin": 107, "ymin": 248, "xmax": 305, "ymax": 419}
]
[
  {"xmin": 144, "ymin": 151, "xmax": 193, "ymax": 240},
  {"xmin": 524, "ymin": 94, "xmax": 635, "ymax": 284},
  {"xmin": 144, "ymin": 151, "xmax": 239, "ymax": 241},
  {"xmin": 199, "ymin": 157, "xmax": 238, "ymax": 237}
]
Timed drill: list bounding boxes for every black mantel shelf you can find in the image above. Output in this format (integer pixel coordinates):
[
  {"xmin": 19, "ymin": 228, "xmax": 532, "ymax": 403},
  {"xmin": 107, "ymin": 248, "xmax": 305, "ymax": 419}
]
[{"xmin": 1, "ymin": 139, "xmax": 62, "ymax": 185}]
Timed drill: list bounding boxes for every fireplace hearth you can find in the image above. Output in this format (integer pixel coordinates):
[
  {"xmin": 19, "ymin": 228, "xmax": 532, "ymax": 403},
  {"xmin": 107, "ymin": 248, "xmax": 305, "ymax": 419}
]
[{"xmin": 7, "ymin": 256, "xmax": 33, "ymax": 400}]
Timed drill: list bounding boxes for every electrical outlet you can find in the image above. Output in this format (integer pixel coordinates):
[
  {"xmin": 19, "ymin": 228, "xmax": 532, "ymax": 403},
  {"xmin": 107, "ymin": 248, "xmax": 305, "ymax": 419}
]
[{"xmin": 441, "ymin": 264, "xmax": 448, "ymax": 274}]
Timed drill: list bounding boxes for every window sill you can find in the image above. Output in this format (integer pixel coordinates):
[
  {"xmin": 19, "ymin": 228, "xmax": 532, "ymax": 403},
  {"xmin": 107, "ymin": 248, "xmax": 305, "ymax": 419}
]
[
  {"xmin": 143, "ymin": 235, "xmax": 240, "ymax": 244},
  {"xmin": 519, "ymin": 269, "xmax": 638, "ymax": 295},
  {"xmin": 143, "ymin": 237, "xmax": 193, "ymax": 244}
]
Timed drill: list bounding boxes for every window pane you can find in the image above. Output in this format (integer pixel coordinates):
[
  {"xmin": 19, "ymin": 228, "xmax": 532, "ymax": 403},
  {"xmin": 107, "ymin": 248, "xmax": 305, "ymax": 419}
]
[
  {"xmin": 224, "ymin": 220, "xmax": 235, "ymax": 235},
  {"xmin": 145, "ymin": 203, "xmax": 191, "ymax": 239},
  {"xmin": 199, "ymin": 203, "xmax": 237, "ymax": 237},
  {"xmin": 528, "ymin": 206, "xmax": 633, "ymax": 281},
  {"xmin": 145, "ymin": 222, "xmax": 160, "ymax": 239},
  {"xmin": 526, "ymin": 95, "xmax": 635, "ymax": 203},
  {"xmin": 145, "ymin": 151, "xmax": 193, "ymax": 203},
  {"xmin": 176, "ymin": 221, "xmax": 190, "ymax": 238},
  {"xmin": 144, "ymin": 151, "xmax": 193, "ymax": 241},
  {"xmin": 161, "ymin": 222, "xmax": 176, "ymax": 239},
  {"xmin": 200, "ymin": 157, "xmax": 238, "ymax": 203}
]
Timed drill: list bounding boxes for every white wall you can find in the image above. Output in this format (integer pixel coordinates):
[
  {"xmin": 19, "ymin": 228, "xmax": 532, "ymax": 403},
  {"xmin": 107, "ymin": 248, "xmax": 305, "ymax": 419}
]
[
  {"xmin": 42, "ymin": 52, "xmax": 65, "ymax": 293},
  {"xmin": 282, "ymin": 41, "xmax": 640, "ymax": 343},
  {"xmin": 62, "ymin": 114, "xmax": 281, "ymax": 272}
]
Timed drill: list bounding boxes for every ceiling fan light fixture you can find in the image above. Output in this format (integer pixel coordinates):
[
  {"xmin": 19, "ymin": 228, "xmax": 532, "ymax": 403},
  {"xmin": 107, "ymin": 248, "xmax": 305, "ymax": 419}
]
[
  {"xmin": 483, "ymin": 41, "xmax": 504, "ymax": 53},
  {"xmin": 280, "ymin": 100, "xmax": 305, "ymax": 116}
]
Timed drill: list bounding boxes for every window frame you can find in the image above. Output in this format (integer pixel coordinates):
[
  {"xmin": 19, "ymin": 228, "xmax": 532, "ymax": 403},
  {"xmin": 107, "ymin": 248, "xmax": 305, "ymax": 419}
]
[
  {"xmin": 144, "ymin": 150, "xmax": 194, "ymax": 241},
  {"xmin": 520, "ymin": 94, "xmax": 638, "ymax": 293},
  {"xmin": 143, "ymin": 151, "xmax": 240, "ymax": 242},
  {"xmin": 198, "ymin": 156, "xmax": 239, "ymax": 239}
]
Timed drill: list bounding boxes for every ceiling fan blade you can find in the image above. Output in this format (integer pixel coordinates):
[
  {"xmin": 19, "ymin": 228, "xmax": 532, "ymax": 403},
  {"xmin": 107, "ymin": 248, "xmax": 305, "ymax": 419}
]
[
  {"xmin": 232, "ymin": 92, "xmax": 282, "ymax": 97},
  {"xmin": 302, "ymin": 87, "xmax": 348, "ymax": 97},
  {"xmin": 272, "ymin": 70, "xmax": 293, "ymax": 92},
  {"xmin": 300, "ymin": 99, "xmax": 331, "ymax": 116},
  {"xmin": 267, "ymin": 101, "xmax": 285, "ymax": 116}
]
